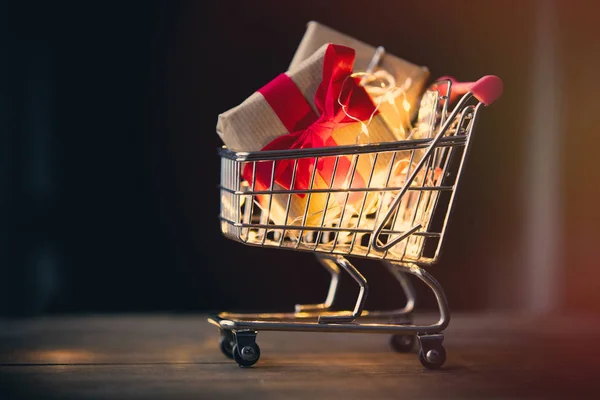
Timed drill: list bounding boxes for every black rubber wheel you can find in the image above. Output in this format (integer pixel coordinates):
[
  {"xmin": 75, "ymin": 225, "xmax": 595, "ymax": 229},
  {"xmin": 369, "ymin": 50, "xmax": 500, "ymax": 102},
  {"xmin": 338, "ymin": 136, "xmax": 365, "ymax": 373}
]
[
  {"xmin": 232, "ymin": 342, "xmax": 261, "ymax": 368},
  {"xmin": 219, "ymin": 330, "xmax": 235, "ymax": 359},
  {"xmin": 418, "ymin": 346, "xmax": 446, "ymax": 369},
  {"xmin": 389, "ymin": 334, "xmax": 416, "ymax": 353}
]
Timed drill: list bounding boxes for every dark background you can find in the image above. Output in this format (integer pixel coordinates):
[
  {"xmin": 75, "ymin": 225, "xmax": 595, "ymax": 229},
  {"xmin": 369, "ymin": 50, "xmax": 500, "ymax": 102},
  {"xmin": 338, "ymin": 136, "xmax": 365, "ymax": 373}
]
[
  {"xmin": 4, "ymin": 2, "xmax": 600, "ymax": 399},
  {"xmin": 1, "ymin": 0, "xmax": 558, "ymax": 317}
]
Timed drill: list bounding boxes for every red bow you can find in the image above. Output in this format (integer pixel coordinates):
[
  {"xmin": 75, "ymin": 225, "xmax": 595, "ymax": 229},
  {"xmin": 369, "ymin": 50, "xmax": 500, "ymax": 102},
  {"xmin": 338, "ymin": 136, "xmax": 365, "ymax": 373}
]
[{"xmin": 242, "ymin": 44, "xmax": 378, "ymax": 201}]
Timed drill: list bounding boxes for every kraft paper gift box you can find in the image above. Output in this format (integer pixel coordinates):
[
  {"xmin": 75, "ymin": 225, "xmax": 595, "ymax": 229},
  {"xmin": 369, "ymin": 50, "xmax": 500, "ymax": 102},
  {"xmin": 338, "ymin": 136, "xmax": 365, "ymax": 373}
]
[
  {"xmin": 217, "ymin": 43, "xmax": 404, "ymax": 235},
  {"xmin": 290, "ymin": 21, "xmax": 430, "ymax": 140}
]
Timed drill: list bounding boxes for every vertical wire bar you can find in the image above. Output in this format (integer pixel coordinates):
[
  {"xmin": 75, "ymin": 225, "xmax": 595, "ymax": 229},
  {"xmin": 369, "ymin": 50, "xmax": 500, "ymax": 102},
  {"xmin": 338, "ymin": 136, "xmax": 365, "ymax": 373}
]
[
  {"xmin": 425, "ymin": 93, "xmax": 440, "ymax": 173},
  {"xmin": 331, "ymin": 154, "xmax": 360, "ymax": 253},
  {"xmin": 227, "ymin": 158, "xmax": 232, "ymax": 237},
  {"xmin": 248, "ymin": 161, "xmax": 258, "ymax": 241},
  {"xmin": 314, "ymin": 156, "xmax": 341, "ymax": 250},
  {"xmin": 260, "ymin": 160, "xmax": 277, "ymax": 246},
  {"xmin": 417, "ymin": 144, "xmax": 439, "ymax": 254},
  {"xmin": 383, "ymin": 148, "xmax": 417, "ymax": 259},
  {"xmin": 366, "ymin": 150, "xmax": 398, "ymax": 256},
  {"xmin": 232, "ymin": 160, "xmax": 237, "ymax": 238},
  {"xmin": 220, "ymin": 157, "xmax": 226, "ymax": 235},
  {"xmin": 295, "ymin": 157, "xmax": 320, "ymax": 249},
  {"xmin": 235, "ymin": 160, "xmax": 244, "ymax": 241},
  {"xmin": 439, "ymin": 81, "xmax": 452, "ymax": 126},
  {"xmin": 400, "ymin": 146, "xmax": 436, "ymax": 261},
  {"xmin": 232, "ymin": 160, "xmax": 236, "ymax": 217},
  {"xmin": 231, "ymin": 160, "xmax": 237, "ymax": 239},
  {"xmin": 348, "ymin": 153, "xmax": 379, "ymax": 254},
  {"xmin": 426, "ymin": 142, "xmax": 459, "ymax": 251},
  {"xmin": 278, "ymin": 158, "xmax": 298, "ymax": 246},
  {"xmin": 424, "ymin": 93, "xmax": 444, "ymax": 190}
]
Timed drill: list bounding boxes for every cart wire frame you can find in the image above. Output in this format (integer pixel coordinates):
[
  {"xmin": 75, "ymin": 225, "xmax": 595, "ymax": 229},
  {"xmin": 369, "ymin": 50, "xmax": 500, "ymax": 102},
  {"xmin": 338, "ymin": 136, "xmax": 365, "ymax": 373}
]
[{"xmin": 210, "ymin": 75, "xmax": 503, "ymax": 370}]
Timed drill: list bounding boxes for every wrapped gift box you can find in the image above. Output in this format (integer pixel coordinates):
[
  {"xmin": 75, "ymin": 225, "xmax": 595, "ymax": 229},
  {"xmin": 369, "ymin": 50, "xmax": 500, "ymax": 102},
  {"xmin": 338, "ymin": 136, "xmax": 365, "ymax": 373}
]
[{"xmin": 290, "ymin": 21, "xmax": 430, "ymax": 140}]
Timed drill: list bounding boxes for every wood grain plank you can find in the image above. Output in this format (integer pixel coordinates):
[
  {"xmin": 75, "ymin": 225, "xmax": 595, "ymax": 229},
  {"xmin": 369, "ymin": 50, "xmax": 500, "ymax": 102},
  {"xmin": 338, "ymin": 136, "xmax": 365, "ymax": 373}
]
[{"xmin": 1, "ymin": 313, "xmax": 599, "ymax": 399}]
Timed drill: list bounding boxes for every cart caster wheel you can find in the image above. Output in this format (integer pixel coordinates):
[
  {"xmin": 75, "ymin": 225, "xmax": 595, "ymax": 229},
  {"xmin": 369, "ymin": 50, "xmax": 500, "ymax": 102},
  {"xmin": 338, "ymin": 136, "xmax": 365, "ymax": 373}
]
[
  {"xmin": 219, "ymin": 330, "xmax": 235, "ymax": 359},
  {"xmin": 390, "ymin": 334, "xmax": 416, "ymax": 353},
  {"xmin": 232, "ymin": 343, "xmax": 261, "ymax": 368},
  {"xmin": 418, "ymin": 346, "xmax": 446, "ymax": 369}
]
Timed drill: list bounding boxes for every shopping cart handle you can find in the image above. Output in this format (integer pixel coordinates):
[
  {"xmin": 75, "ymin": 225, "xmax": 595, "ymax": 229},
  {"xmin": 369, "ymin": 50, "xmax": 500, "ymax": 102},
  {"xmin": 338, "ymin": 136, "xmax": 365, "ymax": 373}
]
[{"xmin": 436, "ymin": 75, "xmax": 503, "ymax": 106}]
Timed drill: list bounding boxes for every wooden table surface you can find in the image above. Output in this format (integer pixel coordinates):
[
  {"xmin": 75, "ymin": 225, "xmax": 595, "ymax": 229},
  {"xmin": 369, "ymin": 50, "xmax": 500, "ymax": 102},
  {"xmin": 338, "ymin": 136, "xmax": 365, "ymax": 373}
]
[{"xmin": 1, "ymin": 313, "xmax": 599, "ymax": 399}]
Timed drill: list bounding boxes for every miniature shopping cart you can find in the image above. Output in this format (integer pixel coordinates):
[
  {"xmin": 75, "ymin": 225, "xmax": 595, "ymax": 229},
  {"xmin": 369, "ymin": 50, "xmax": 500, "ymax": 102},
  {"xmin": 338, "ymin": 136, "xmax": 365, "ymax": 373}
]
[{"xmin": 209, "ymin": 75, "xmax": 503, "ymax": 369}]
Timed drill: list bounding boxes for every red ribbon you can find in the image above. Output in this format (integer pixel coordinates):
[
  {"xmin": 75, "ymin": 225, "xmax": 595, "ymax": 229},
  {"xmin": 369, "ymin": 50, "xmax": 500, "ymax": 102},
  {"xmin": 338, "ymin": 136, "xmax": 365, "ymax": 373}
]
[{"xmin": 242, "ymin": 44, "xmax": 377, "ymax": 200}]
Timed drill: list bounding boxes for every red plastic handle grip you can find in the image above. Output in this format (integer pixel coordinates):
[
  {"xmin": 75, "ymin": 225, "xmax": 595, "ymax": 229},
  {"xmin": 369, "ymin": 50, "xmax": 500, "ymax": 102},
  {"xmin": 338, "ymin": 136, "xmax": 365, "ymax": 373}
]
[{"xmin": 435, "ymin": 75, "xmax": 503, "ymax": 106}]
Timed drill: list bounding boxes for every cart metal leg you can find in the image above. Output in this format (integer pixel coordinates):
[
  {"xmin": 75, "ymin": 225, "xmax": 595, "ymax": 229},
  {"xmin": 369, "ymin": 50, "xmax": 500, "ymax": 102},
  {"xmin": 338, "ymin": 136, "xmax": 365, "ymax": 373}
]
[
  {"xmin": 317, "ymin": 255, "xmax": 368, "ymax": 324},
  {"xmin": 294, "ymin": 254, "xmax": 341, "ymax": 313},
  {"xmin": 370, "ymin": 260, "xmax": 416, "ymax": 319},
  {"xmin": 313, "ymin": 256, "xmax": 418, "ymax": 324},
  {"xmin": 209, "ymin": 261, "xmax": 450, "ymax": 369}
]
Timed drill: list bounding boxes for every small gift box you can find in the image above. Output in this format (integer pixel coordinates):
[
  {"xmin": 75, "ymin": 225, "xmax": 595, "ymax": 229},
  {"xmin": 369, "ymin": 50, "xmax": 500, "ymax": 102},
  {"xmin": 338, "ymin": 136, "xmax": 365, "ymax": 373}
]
[
  {"xmin": 217, "ymin": 43, "xmax": 403, "ymax": 231},
  {"xmin": 290, "ymin": 21, "xmax": 431, "ymax": 140}
]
